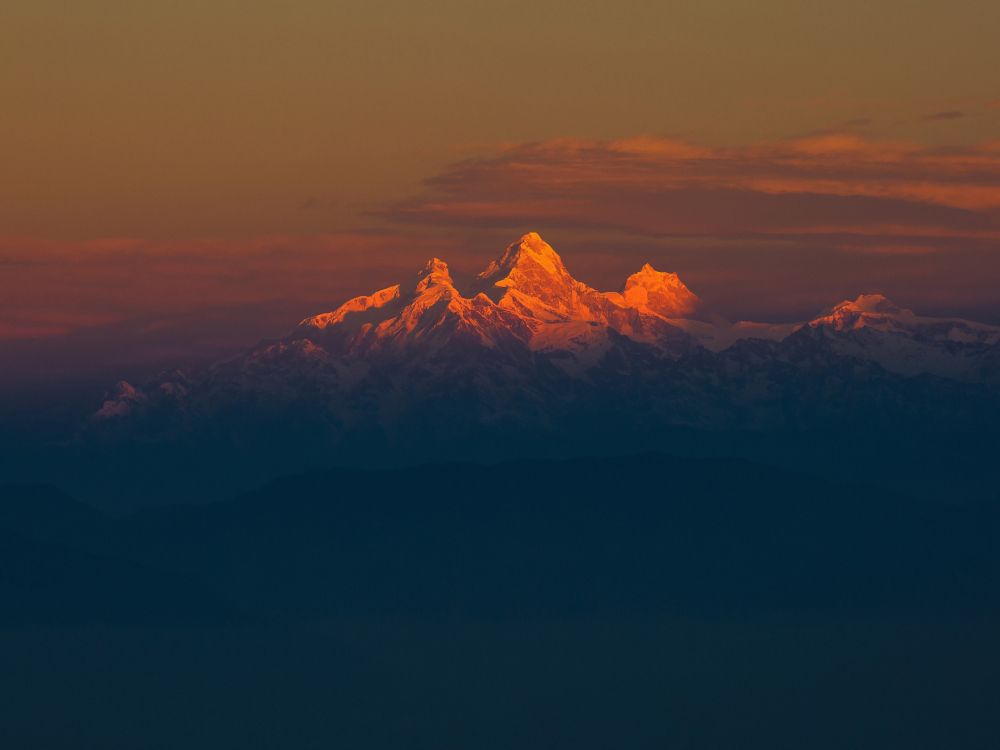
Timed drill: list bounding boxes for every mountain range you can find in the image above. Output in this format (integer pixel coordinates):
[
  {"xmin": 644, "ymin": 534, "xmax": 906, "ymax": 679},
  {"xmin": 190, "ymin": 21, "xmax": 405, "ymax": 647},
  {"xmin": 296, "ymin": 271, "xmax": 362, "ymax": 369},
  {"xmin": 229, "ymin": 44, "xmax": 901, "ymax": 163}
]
[{"xmin": 95, "ymin": 232, "xmax": 1000, "ymax": 439}]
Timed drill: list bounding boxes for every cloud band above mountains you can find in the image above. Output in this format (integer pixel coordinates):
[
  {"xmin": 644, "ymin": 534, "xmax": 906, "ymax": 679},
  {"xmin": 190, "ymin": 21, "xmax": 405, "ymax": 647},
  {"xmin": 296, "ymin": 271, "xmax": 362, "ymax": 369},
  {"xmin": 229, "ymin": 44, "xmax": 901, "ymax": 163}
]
[{"xmin": 386, "ymin": 134, "xmax": 1000, "ymax": 252}]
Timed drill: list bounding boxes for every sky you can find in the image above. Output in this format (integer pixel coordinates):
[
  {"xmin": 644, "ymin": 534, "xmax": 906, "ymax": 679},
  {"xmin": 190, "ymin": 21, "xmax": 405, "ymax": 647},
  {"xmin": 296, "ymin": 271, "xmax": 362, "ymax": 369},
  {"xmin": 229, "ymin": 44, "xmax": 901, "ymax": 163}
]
[{"xmin": 2, "ymin": 0, "xmax": 1000, "ymax": 385}]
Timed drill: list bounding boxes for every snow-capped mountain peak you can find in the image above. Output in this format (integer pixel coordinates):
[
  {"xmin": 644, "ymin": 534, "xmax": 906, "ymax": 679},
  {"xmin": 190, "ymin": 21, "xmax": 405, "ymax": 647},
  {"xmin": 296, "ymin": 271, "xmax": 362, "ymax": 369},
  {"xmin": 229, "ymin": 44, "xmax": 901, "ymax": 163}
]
[
  {"xmin": 478, "ymin": 232, "xmax": 571, "ymax": 287},
  {"xmin": 299, "ymin": 284, "xmax": 401, "ymax": 330},
  {"xmin": 811, "ymin": 294, "xmax": 914, "ymax": 332},
  {"xmin": 415, "ymin": 257, "xmax": 455, "ymax": 293},
  {"xmin": 837, "ymin": 293, "xmax": 908, "ymax": 315},
  {"xmin": 476, "ymin": 232, "xmax": 583, "ymax": 321},
  {"xmin": 809, "ymin": 293, "xmax": 1000, "ymax": 343},
  {"xmin": 805, "ymin": 293, "xmax": 1000, "ymax": 379},
  {"xmin": 617, "ymin": 262, "xmax": 701, "ymax": 318}
]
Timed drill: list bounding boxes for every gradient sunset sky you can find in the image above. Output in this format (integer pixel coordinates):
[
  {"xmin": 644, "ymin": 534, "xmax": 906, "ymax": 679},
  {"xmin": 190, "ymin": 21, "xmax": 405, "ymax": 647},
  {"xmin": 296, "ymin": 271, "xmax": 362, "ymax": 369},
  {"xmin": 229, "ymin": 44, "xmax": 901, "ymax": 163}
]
[{"xmin": 3, "ymin": 0, "xmax": 1000, "ymax": 382}]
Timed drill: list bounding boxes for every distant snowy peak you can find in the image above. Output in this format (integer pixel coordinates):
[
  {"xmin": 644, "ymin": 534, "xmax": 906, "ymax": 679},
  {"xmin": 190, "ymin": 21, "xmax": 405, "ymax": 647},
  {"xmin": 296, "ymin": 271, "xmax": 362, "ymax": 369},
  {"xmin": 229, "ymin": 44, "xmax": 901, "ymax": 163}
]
[
  {"xmin": 810, "ymin": 294, "xmax": 915, "ymax": 333},
  {"xmin": 836, "ymin": 293, "xmax": 908, "ymax": 315},
  {"xmin": 95, "ymin": 380, "xmax": 147, "ymax": 418},
  {"xmin": 801, "ymin": 293, "xmax": 1000, "ymax": 380},
  {"xmin": 811, "ymin": 293, "xmax": 1000, "ymax": 345}
]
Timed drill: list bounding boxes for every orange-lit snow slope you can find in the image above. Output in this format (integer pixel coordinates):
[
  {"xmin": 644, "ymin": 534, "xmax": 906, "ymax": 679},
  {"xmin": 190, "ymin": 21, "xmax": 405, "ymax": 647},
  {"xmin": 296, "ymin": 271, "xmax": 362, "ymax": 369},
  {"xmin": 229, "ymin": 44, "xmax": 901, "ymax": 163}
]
[{"xmin": 299, "ymin": 232, "xmax": 728, "ymax": 357}]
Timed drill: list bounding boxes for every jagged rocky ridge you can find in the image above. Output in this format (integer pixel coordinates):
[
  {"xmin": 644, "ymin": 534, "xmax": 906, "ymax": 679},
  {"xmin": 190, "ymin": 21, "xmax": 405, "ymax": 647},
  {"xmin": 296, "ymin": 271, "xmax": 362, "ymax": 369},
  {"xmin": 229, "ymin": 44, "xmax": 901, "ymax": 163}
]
[{"xmin": 97, "ymin": 233, "xmax": 1000, "ymax": 449}]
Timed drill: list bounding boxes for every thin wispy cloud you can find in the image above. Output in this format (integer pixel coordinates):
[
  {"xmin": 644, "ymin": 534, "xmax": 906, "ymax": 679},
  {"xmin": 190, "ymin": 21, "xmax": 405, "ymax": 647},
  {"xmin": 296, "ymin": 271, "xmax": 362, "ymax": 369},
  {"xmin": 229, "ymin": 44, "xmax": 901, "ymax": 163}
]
[
  {"xmin": 924, "ymin": 110, "xmax": 965, "ymax": 121},
  {"xmin": 385, "ymin": 134, "xmax": 1000, "ymax": 247}
]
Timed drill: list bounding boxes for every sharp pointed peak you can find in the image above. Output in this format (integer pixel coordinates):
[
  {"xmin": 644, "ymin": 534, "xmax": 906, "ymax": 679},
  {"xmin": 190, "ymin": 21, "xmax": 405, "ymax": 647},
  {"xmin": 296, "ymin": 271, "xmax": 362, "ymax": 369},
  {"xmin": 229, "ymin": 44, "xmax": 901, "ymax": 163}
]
[
  {"xmin": 517, "ymin": 230, "xmax": 548, "ymax": 247},
  {"xmin": 478, "ymin": 232, "xmax": 568, "ymax": 283},
  {"xmin": 422, "ymin": 256, "xmax": 449, "ymax": 270},
  {"xmin": 632, "ymin": 262, "xmax": 679, "ymax": 279},
  {"xmin": 415, "ymin": 257, "xmax": 455, "ymax": 293},
  {"xmin": 515, "ymin": 232, "xmax": 562, "ymax": 260},
  {"xmin": 502, "ymin": 232, "xmax": 561, "ymax": 262}
]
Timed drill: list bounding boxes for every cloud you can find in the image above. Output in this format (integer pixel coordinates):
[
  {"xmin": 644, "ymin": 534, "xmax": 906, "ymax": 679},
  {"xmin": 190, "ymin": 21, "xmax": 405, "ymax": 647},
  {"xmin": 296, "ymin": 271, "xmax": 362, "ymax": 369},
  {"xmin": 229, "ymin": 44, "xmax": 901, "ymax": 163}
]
[
  {"xmin": 384, "ymin": 134, "xmax": 1000, "ymax": 243},
  {"xmin": 924, "ymin": 110, "xmax": 965, "ymax": 121}
]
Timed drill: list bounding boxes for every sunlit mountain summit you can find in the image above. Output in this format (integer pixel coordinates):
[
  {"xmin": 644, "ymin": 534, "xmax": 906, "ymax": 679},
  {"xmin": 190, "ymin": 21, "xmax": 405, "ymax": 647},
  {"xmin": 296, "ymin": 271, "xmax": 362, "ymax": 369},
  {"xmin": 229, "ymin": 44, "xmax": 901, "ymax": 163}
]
[{"xmin": 295, "ymin": 232, "xmax": 705, "ymax": 360}]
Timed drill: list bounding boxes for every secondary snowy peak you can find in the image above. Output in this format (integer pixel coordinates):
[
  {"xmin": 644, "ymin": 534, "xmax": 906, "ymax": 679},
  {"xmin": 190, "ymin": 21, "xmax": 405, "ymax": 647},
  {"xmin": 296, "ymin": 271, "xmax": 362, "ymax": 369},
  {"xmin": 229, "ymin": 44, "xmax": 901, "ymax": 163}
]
[
  {"xmin": 811, "ymin": 293, "xmax": 1000, "ymax": 342},
  {"xmin": 95, "ymin": 380, "xmax": 148, "ymax": 418},
  {"xmin": 619, "ymin": 263, "xmax": 701, "ymax": 318},
  {"xmin": 299, "ymin": 258, "xmax": 456, "ymax": 335},
  {"xmin": 300, "ymin": 284, "xmax": 401, "ymax": 329},
  {"xmin": 804, "ymin": 292, "xmax": 1000, "ymax": 380},
  {"xmin": 415, "ymin": 257, "xmax": 455, "ymax": 293},
  {"xmin": 811, "ymin": 294, "xmax": 913, "ymax": 332},
  {"xmin": 835, "ymin": 293, "xmax": 907, "ymax": 315}
]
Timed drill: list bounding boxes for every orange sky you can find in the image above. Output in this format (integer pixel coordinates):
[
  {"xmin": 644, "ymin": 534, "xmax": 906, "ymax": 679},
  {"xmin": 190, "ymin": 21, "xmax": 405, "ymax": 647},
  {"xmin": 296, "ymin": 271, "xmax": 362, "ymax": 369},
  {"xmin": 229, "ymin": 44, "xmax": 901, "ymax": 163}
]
[{"xmin": 2, "ymin": 0, "xmax": 1000, "ymax": 382}]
